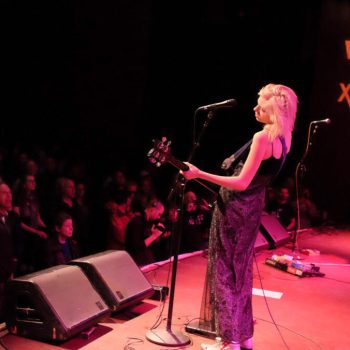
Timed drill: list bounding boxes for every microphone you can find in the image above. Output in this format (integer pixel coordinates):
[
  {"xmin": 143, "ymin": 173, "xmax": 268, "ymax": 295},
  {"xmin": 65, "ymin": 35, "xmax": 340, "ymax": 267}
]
[
  {"xmin": 311, "ymin": 118, "xmax": 331, "ymax": 125},
  {"xmin": 197, "ymin": 98, "xmax": 237, "ymax": 111}
]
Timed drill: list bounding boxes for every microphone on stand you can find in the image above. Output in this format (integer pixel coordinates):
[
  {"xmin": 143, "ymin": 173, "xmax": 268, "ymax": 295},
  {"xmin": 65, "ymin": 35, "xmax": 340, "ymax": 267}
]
[
  {"xmin": 196, "ymin": 98, "xmax": 237, "ymax": 111},
  {"xmin": 311, "ymin": 118, "xmax": 331, "ymax": 125}
]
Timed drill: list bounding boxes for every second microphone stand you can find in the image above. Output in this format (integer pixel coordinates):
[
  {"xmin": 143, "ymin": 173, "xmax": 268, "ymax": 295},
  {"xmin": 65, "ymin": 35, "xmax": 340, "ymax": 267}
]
[
  {"xmin": 146, "ymin": 111, "xmax": 215, "ymax": 346},
  {"xmin": 292, "ymin": 120, "xmax": 322, "ymax": 255}
]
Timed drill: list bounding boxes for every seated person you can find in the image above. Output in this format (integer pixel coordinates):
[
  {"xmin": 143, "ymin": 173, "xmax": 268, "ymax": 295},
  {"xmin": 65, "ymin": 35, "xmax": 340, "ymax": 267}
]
[
  {"xmin": 297, "ymin": 187, "xmax": 321, "ymax": 229},
  {"xmin": 181, "ymin": 190, "xmax": 211, "ymax": 252},
  {"xmin": 265, "ymin": 186, "xmax": 296, "ymax": 231},
  {"xmin": 125, "ymin": 200, "xmax": 167, "ymax": 266},
  {"xmin": 105, "ymin": 191, "xmax": 133, "ymax": 250},
  {"xmin": 46, "ymin": 212, "xmax": 80, "ymax": 267}
]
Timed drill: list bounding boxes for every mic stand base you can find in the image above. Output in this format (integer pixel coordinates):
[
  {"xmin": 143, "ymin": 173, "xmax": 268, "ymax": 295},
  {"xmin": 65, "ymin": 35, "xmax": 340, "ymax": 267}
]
[
  {"xmin": 146, "ymin": 328, "xmax": 191, "ymax": 346},
  {"xmin": 286, "ymin": 228, "xmax": 319, "ymax": 260}
]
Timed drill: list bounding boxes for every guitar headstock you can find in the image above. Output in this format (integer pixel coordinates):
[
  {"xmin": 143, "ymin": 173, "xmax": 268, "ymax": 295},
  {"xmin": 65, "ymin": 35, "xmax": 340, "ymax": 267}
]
[{"xmin": 147, "ymin": 137, "xmax": 172, "ymax": 167}]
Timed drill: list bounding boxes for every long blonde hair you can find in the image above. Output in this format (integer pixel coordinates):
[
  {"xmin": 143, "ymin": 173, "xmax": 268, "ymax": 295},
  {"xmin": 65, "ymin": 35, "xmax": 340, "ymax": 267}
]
[{"xmin": 259, "ymin": 83, "xmax": 298, "ymax": 140}]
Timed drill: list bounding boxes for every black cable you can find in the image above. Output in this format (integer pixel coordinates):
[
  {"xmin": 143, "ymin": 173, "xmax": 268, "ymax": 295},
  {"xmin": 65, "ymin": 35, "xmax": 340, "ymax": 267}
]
[
  {"xmin": 123, "ymin": 337, "xmax": 144, "ymax": 350},
  {"xmin": 254, "ymin": 317, "xmax": 324, "ymax": 350},
  {"xmin": 253, "ymin": 253, "xmax": 291, "ymax": 350},
  {"xmin": 147, "ymin": 244, "xmax": 173, "ymax": 330},
  {"xmin": 324, "ymin": 277, "xmax": 350, "ymax": 284}
]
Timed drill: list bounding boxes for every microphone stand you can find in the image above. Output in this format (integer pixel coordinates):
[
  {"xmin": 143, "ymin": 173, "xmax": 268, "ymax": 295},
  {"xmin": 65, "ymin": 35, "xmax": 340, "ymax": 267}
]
[
  {"xmin": 146, "ymin": 110, "xmax": 214, "ymax": 346},
  {"xmin": 292, "ymin": 121, "xmax": 321, "ymax": 255}
]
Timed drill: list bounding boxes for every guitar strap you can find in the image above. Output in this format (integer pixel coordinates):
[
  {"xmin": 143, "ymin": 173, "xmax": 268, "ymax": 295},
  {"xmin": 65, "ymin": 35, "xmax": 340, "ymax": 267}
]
[
  {"xmin": 271, "ymin": 135, "xmax": 287, "ymax": 183},
  {"xmin": 220, "ymin": 138, "xmax": 253, "ymax": 172}
]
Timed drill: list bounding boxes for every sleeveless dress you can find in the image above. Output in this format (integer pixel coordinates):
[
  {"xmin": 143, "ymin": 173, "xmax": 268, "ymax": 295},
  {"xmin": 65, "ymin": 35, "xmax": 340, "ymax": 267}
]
[{"xmin": 199, "ymin": 136, "xmax": 287, "ymax": 342}]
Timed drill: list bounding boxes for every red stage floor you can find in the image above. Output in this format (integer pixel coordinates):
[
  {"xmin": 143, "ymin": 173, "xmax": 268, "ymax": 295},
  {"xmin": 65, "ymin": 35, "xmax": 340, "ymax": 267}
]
[{"xmin": 1, "ymin": 226, "xmax": 350, "ymax": 350}]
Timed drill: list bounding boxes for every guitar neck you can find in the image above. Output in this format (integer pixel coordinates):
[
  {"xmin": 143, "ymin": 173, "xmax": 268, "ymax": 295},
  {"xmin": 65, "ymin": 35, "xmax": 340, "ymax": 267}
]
[
  {"xmin": 167, "ymin": 154, "xmax": 217, "ymax": 197},
  {"xmin": 166, "ymin": 154, "xmax": 189, "ymax": 172}
]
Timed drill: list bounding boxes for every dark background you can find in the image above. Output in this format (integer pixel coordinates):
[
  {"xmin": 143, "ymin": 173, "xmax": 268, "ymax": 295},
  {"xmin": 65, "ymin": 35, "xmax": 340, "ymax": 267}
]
[{"xmin": 1, "ymin": 0, "xmax": 350, "ymax": 221}]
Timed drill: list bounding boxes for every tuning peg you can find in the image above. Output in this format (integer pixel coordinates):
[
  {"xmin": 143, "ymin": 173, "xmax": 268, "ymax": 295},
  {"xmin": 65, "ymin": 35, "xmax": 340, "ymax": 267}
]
[{"xmin": 147, "ymin": 148, "xmax": 153, "ymax": 156}]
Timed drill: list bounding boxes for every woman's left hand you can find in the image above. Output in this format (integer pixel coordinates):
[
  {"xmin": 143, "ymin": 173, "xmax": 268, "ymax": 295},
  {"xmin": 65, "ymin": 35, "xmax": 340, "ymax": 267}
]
[{"xmin": 181, "ymin": 162, "xmax": 200, "ymax": 180}]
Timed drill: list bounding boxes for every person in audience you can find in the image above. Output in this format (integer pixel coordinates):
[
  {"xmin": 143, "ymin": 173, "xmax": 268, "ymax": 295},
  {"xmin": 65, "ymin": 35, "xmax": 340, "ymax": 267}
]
[
  {"xmin": 134, "ymin": 175, "xmax": 159, "ymax": 210},
  {"xmin": 105, "ymin": 191, "xmax": 133, "ymax": 250},
  {"xmin": 11, "ymin": 159, "xmax": 39, "ymax": 197},
  {"xmin": 297, "ymin": 187, "xmax": 321, "ymax": 229},
  {"xmin": 265, "ymin": 185, "xmax": 296, "ymax": 231},
  {"xmin": 125, "ymin": 200, "xmax": 167, "ymax": 266},
  {"xmin": 181, "ymin": 190, "xmax": 211, "ymax": 252},
  {"xmin": 265, "ymin": 186, "xmax": 276, "ymax": 208},
  {"xmin": 102, "ymin": 168, "xmax": 128, "ymax": 205},
  {"xmin": 36, "ymin": 155, "xmax": 61, "ymax": 223},
  {"xmin": 46, "ymin": 212, "xmax": 80, "ymax": 267},
  {"xmin": 48, "ymin": 177, "xmax": 88, "ymax": 248},
  {"xmin": 53, "ymin": 177, "xmax": 77, "ymax": 218},
  {"xmin": 0, "ymin": 182, "xmax": 20, "ymax": 322},
  {"xmin": 126, "ymin": 179, "xmax": 143, "ymax": 215},
  {"xmin": 12, "ymin": 174, "xmax": 48, "ymax": 274},
  {"xmin": 153, "ymin": 205, "xmax": 176, "ymax": 261},
  {"xmin": 74, "ymin": 181, "xmax": 91, "ymax": 255}
]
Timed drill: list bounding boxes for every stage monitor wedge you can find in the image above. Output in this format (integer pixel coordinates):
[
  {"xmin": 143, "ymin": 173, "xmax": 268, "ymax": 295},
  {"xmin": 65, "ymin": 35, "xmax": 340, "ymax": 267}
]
[
  {"xmin": 5, "ymin": 265, "xmax": 110, "ymax": 342},
  {"xmin": 254, "ymin": 231, "xmax": 269, "ymax": 252},
  {"xmin": 69, "ymin": 250, "xmax": 154, "ymax": 312},
  {"xmin": 260, "ymin": 212, "xmax": 291, "ymax": 249}
]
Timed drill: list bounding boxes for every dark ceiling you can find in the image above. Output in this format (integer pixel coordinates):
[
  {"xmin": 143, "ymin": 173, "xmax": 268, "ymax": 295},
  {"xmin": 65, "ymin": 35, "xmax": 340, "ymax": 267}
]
[{"xmin": 1, "ymin": 0, "xmax": 350, "ymax": 220}]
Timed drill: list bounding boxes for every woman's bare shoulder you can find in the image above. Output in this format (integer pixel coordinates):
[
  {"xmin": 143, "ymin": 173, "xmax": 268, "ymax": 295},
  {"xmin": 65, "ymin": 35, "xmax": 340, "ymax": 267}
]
[{"xmin": 253, "ymin": 130, "xmax": 269, "ymax": 144}]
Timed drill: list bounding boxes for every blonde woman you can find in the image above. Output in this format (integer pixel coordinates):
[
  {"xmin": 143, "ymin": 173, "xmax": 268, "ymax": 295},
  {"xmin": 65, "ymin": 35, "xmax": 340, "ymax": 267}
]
[{"xmin": 182, "ymin": 84, "xmax": 298, "ymax": 350}]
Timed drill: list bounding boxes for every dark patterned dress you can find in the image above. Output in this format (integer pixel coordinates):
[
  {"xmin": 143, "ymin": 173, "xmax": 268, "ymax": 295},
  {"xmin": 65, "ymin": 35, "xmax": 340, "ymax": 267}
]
[{"xmin": 200, "ymin": 137, "xmax": 286, "ymax": 342}]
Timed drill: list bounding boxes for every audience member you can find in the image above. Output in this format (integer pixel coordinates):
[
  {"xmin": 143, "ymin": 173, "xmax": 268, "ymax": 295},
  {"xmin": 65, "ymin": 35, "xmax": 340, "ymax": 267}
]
[
  {"xmin": 181, "ymin": 190, "xmax": 211, "ymax": 252},
  {"xmin": 102, "ymin": 168, "xmax": 128, "ymax": 204},
  {"xmin": 11, "ymin": 159, "xmax": 39, "ymax": 196},
  {"xmin": 297, "ymin": 187, "xmax": 321, "ymax": 229},
  {"xmin": 74, "ymin": 181, "xmax": 92, "ymax": 254},
  {"xmin": 105, "ymin": 191, "xmax": 133, "ymax": 250},
  {"xmin": 47, "ymin": 178, "xmax": 88, "ymax": 247},
  {"xmin": 134, "ymin": 175, "xmax": 159, "ymax": 210},
  {"xmin": 0, "ymin": 148, "xmax": 8, "ymax": 182},
  {"xmin": 46, "ymin": 212, "xmax": 80, "ymax": 267},
  {"xmin": 283, "ymin": 176, "xmax": 296, "ymax": 201},
  {"xmin": 265, "ymin": 186, "xmax": 296, "ymax": 231},
  {"xmin": 0, "ymin": 182, "xmax": 20, "ymax": 322},
  {"xmin": 36, "ymin": 155, "xmax": 61, "ymax": 222},
  {"xmin": 125, "ymin": 200, "xmax": 167, "ymax": 266},
  {"xmin": 126, "ymin": 179, "xmax": 143, "ymax": 215},
  {"xmin": 153, "ymin": 205, "xmax": 176, "ymax": 261},
  {"xmin": 12, "ymin": 174, "xmax": 48, "ymax": 274},
  {"xmin": 265, "ymin": 186, "xmax": 276, "ymax": 208},
  {"xmin": 52, "ymin": 177, "xmax": 77, "ymax": 218}
]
